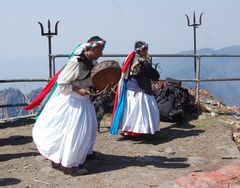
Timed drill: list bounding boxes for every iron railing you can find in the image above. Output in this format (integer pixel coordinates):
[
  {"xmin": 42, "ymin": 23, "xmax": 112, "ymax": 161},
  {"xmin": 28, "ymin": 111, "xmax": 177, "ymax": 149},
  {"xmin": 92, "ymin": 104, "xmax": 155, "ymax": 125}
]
[
  {"xmin": 52, "ymin": 53, "xmax": 240, "ymax": 103},
  {"xmin": 1, "ymin": 53, "xmax": 240, "ymax": 121}
]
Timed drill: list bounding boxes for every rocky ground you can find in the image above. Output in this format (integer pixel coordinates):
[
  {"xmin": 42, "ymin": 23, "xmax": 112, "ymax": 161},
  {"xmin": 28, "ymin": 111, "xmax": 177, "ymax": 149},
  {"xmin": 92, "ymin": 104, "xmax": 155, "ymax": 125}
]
[{"xmin": 1, "ymin": 110, "xmax": 240, "ymax": 188}]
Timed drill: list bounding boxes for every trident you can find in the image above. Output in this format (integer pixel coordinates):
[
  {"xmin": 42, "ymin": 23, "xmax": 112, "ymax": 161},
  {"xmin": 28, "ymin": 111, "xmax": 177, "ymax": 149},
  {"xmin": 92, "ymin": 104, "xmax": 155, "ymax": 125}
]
[
  {"xmin": 38, "ymin": 20, "xmax": 60, "ymax": 78},
  {"xmin": 185, "ymin": 11, "xmax": 203, "ymax": 78}
]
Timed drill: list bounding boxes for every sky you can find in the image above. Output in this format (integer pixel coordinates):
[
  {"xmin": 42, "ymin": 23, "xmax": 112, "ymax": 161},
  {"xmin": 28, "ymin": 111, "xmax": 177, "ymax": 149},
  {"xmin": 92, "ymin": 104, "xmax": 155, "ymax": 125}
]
[{"xmin": 0, "ymin": 0, "xmax": 240, "ymax": 81}]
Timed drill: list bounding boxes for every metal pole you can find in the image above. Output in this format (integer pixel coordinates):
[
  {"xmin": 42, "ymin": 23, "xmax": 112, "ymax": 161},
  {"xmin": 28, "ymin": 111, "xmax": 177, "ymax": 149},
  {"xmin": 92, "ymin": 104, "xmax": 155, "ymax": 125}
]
[
  {"xmin": 196, "ymin": 56, "xmax": 201, "ymax": 104},
  {"xmin": 196, "ymin": 56, "xmax": 201, "ymax": 113},
  {"xmin": 185, "ymin": 11, "xmax": 203, "ymax": 78},
  {"xmin": 38, "ymin": 19, "xmax": 59, "ymax": 78},
  {"xmin": 52, "ymin": 56, "xmax": 56, "ymax": 75},
  {"xmin": 193, "ymin": 16, "xmax": 197, "ymax": 75}
]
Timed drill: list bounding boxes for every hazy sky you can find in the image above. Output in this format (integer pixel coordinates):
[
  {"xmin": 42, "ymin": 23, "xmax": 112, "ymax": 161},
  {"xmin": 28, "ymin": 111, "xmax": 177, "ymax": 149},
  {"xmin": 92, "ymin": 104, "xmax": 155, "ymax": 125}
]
[{"xmin": 1, "ymin": 0, "xmax": 240, "ymax": 79}]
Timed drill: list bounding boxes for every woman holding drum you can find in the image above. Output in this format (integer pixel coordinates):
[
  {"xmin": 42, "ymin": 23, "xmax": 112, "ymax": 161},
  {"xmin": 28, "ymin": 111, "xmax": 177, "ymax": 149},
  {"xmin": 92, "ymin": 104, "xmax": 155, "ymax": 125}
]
[{"xmin": 32, "ymin": 36, "xmax": 106, "ymax": 175}]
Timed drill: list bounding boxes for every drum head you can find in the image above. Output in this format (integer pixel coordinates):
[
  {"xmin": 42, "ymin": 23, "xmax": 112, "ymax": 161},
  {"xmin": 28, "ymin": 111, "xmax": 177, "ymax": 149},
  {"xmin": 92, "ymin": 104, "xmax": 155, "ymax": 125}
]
[{"xmin": 91, "ymin": 60, "xmax": 121, "ymax": 91}]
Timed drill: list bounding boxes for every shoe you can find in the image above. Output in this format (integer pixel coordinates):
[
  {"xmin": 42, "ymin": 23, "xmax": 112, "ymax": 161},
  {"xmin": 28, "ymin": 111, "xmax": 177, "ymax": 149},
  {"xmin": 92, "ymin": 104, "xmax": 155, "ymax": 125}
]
[
  {"xmin": 124, "ymin": 131, "xmax": 141, "ymax": 137},
  {"xmin": 51, "ymin": 161, "xmax": 63, "ymax": 171},
  {"xmin": 86, "ymin": 151, "xmax": 97, "ymax": 160},
  {"xmin": 124, "ymin": 131, "xmax": 132, "ymax": 136},
  {"xmin": 63, "ymin": 167, "xmax": 88, "ymax": 176},
  {"xmin": 131, "ymin": 132, "xmax": 141, "ymax": 137}
]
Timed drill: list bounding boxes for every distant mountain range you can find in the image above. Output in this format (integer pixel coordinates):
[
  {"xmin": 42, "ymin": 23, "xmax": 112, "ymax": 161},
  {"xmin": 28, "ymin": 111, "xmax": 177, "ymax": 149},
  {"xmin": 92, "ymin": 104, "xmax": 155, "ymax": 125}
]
[
  {"xmin": 155, "ymin": 45, "xmax": 240, "ymax": 106},
  {"xmin": 0, "ymin": 88, "xmax": 41, "ymax": 119},
  {"xmin": 1, "ymin": 45, "xmax": 240, "ymax": 119}
]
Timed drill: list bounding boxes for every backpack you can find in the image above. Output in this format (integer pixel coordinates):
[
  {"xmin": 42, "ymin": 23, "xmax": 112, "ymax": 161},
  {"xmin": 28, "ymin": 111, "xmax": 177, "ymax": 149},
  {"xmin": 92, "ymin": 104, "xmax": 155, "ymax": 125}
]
[{"xmin": 155, "ymin": 78, "xmax": 189, "ymax": 121}]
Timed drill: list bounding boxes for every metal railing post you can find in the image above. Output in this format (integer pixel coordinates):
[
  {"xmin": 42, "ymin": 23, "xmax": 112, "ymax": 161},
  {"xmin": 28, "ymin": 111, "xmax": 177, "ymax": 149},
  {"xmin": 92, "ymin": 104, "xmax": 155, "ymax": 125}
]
[
  {"xmin": 185, "ymin": 11, "xmax": 203, "ymax": 78},
  {"xmin": 38, "ymin": 20, "xmax": 59, "ymax": 78},
  {"xmin": 196, "ymin": 56, "xmax": 201, "ymax": 104},
  {"xmin": 52, "ymin": 56, "xmax": 56, "ymax": 76}
]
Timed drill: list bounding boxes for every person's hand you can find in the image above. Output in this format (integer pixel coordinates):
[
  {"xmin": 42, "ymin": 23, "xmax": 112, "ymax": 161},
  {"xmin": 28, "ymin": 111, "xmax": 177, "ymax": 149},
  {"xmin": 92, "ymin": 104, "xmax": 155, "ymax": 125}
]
[
  {"xmin": 72, "ymin": 86, "xmax": 89, "ymax": 96},
  {"xmin": 148, "ymin": 56, "xmax": 152, "ymax": 64},
  {"xmin": 77, "ymin": 88, "xmax": 89, "ymax": 96}
]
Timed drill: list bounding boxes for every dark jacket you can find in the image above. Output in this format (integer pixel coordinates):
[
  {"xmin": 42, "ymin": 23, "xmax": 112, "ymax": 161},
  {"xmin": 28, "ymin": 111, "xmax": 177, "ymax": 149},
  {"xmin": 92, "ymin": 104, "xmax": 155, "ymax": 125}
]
[{"xmin": 126, "ymin": 58, "xmax": 160, "ymax": 95}]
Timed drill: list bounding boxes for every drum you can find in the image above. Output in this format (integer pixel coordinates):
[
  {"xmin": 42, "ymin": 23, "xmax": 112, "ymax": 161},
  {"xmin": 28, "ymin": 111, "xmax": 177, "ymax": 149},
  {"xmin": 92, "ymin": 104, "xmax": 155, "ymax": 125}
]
[{"xmin": 91, "ymin": 60, "xmax": 121, "ymax": 92}]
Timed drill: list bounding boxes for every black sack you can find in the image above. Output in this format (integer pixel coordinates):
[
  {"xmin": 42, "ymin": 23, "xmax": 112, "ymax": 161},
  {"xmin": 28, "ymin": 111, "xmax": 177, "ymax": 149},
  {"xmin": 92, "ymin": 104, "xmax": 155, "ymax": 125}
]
[
  {"xmin": 165, "ymin": 77, "xmax": 182, "ymax": 87},
  {"xmin": 155, "ymin": 78, "xmax": 189, "ymax": 121}
]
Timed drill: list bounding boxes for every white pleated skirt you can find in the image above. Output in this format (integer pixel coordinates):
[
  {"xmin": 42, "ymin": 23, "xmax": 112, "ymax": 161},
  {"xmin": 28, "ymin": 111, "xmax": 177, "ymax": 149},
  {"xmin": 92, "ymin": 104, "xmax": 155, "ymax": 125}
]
[
  {"xmin": 32, "ymin": 87, "xmax": 98, "ymax": 168},
  {"xmin": 121, "ymin": 90, "xmax": 160, "ymax": 134}
]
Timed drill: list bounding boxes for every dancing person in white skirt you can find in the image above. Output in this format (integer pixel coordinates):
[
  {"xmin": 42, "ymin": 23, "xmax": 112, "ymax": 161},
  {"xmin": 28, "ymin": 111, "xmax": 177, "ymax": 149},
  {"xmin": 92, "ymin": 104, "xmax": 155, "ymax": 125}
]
[
  {"xmin": 111, "ymin": 41, "xmax": 160, "ymax": 137},
  {"xmin": 32, "ymin": 36, "xmax": 106, "ymax": 175}
]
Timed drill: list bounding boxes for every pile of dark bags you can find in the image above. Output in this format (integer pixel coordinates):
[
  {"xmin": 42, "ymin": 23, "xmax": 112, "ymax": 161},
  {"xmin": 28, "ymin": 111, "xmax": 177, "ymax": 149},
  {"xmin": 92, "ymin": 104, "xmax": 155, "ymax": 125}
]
[{"xmin": 152, "ymin": 77, "xmax": 196, "ymax": 122}]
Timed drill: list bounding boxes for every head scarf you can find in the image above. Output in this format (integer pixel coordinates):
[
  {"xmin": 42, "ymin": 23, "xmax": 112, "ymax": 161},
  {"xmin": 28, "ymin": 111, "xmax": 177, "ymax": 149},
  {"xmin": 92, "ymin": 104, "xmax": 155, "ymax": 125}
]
[
  {"xmin": 134, "ymin": 41, "xmax": 148, "ymax": 52},
  {"xmin": 72, "ymin": 40, "xmax": 106, "ymax": 57}
]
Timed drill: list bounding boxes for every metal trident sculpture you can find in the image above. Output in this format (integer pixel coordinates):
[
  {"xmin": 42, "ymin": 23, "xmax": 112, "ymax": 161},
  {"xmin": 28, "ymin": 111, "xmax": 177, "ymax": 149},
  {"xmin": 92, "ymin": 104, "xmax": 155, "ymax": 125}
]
[
  {"xmin": 38, "ymin": 20, "xmax": 60, "ymax": 78},
  {"xmin": 185, "ymin": 11, "xmax": 203, "ymax": 78}
]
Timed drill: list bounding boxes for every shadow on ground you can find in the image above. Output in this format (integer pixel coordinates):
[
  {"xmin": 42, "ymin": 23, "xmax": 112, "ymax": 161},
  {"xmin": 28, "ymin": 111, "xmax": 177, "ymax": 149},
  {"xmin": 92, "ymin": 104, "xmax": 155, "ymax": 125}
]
[
  {"xmin": 0, "ymin": 178, "xmax": 21, "ymax": 186},
  {"xmin": 0, "ymin": 152, "xmax": 39, "ymax": 162},
  {"xmin": 0, "ymin": 118, "xmax": 35, "ymax": 129},
  {"xmin": 117, "ymin": 122, "xmax": 205, "ymax": 145},
  {"xmin": 0, "ymin": 135, "xmax": 33, "ymax": 147},
  {"xmin": 83, "ymin": 152, "xmax": 190, "ymax": 175}
]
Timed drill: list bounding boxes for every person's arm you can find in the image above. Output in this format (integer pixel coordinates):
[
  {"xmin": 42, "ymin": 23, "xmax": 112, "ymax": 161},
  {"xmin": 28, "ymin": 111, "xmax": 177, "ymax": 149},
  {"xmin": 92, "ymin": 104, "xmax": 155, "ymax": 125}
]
[
  {"xmin": 57, "ymin": 57, "xmax": 81, "ymax": 95},
  {"xmin": 142, "ymin": 60, "xmax": 160, "ymax": 81}
]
